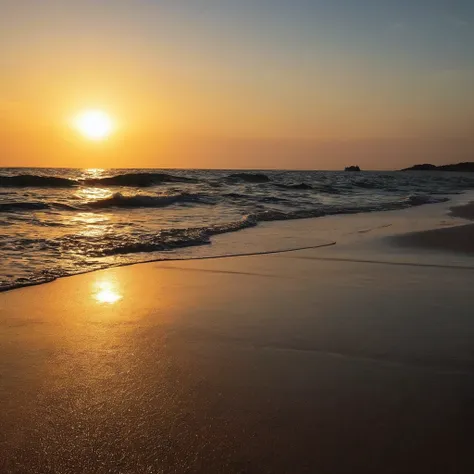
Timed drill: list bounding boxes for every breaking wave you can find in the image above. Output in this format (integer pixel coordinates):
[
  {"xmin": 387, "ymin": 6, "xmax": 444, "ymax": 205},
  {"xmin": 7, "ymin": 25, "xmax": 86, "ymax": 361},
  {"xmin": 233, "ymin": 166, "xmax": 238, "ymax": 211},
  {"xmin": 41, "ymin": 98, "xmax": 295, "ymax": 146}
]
[
  {"xmin": 274, "ymin": 183, "xmax": 313, "ymax": 190},
  {"xmin": 87, "ymin": 218, "xmax": 252, "ymax": 256},
  {"xmin": 0, "ymin": 175, "xmax": 78, "ymax": 188},
  {"xmin": 84, "ymin": 192, "xmax": 213, "ymax": 209},
  {"xmin": 83, "ymin": 172, "xmax": 196, "ymax": 187},
  {"xmin": 407, "ymin": 194, "xmax": 450, "ymax": 206},
  {"xmin": 226, "ymin": 172, "xmax": 271, "ymax": 183},
  {"xmin": 0, "ymin": 172, "xmax": 196, "ymax": 188},
  {"xmin": 0, "ymin": 201, "xmax": 77, "ymax": 212}
]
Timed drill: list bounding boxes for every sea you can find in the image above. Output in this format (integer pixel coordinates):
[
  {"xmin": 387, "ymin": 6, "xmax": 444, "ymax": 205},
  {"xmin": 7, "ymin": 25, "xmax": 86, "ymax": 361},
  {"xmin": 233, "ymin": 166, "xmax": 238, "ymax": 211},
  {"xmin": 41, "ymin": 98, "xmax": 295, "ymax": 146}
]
[{"xmin": 2, "ymin": 167, "xmax": 474, "ymax": 291}]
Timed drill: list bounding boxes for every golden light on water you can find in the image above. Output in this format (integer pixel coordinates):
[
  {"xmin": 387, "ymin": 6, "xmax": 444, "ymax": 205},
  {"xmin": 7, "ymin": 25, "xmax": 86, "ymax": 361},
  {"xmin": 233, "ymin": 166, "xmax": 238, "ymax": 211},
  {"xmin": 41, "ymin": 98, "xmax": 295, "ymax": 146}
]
[
  {"xmin": 83, "ymin": 168, "xmax": 106, "ymax": 178},
  {"xmin": 94, "ymin": 280, "xmax": 122, "ymax": 304},
  {"xmin": 75, "ymin": 187, "xmax": 112, "ymax": 201},
  {"xmin": 73, "ymin": 110, "xmax": 114, "ymax": 141}
]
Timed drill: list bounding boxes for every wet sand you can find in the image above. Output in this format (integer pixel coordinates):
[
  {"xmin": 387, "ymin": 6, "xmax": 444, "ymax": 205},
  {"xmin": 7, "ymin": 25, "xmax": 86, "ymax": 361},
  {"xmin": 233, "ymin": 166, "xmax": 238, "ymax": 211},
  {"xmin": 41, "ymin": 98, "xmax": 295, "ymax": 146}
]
[
  {"xmin": 450, "ymin": 201, "xmax": 474, "ymax": 221},
  {"xmin": 393, "ymin": 223, "xmax": 474, "ymax": 255},
  {"xmin": 393, "ymin": 201, "xmax": 474, "ymax": 255},
  {"xmin": 1, "ymin": 205, "xmax": 474, "ymax": 473}
]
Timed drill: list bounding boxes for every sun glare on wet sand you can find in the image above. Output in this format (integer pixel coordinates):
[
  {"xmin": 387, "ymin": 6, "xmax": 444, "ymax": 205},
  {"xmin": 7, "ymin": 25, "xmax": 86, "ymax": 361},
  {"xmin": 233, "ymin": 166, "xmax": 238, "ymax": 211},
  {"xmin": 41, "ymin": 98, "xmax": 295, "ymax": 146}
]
[{"xmin": 94, "ymin": 280, "xmax": 122, "ymax": 304}]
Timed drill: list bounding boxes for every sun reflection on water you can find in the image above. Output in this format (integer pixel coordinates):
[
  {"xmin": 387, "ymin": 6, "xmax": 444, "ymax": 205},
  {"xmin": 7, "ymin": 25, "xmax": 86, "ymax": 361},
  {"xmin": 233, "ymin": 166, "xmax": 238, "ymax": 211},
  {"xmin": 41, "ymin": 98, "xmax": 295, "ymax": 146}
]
[
  {"xmin": 67, "ymin": 211, "xmax": 111, "ymax": 239},
  {"xmin": 75, "ymin": 187, "xmax": 112, "ymax": 201},
  {"xmin": 94, "ymin": 279, "xmax": 123, "ymax": 304},
  {"xmin": 82, "ymin": 168, "xmax": 106, "ymax": 178}
]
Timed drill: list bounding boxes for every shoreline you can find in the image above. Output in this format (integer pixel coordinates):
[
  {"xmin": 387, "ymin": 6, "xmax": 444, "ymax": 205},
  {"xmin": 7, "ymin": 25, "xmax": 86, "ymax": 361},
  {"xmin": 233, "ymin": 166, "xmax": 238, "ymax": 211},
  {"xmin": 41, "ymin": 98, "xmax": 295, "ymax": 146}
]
[
  {"xmin": 3, "ymin": 166, "xmax": 474, "ymax": 294},
  {"xmin": 0, "ymin": 241, "xmax": 337, "ymax": 294},
  {"xmin": 3, "ymin": 193, "xmax": 474, "ymax": 294}
]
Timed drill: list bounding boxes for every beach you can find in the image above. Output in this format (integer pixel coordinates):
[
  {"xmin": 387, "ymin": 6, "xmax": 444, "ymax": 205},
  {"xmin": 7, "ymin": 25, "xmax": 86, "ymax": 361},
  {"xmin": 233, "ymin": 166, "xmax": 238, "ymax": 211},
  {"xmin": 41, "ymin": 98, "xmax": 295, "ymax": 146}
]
[
  {"xmin": 3, "ymin": 0, "xmax": 474, "ymax": 470},
  {"xmin": 1, "ymin": 199, "xmax": 474, "ymax": 473}
]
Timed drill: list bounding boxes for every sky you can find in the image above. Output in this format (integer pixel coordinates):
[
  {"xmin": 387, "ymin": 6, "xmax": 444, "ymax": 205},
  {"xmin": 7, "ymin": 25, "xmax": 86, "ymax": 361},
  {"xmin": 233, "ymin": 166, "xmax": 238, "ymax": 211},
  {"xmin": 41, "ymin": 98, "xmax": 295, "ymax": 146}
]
[{"xmin": 0, "ymin": 0, "xmax": 473, "ymax": 169}]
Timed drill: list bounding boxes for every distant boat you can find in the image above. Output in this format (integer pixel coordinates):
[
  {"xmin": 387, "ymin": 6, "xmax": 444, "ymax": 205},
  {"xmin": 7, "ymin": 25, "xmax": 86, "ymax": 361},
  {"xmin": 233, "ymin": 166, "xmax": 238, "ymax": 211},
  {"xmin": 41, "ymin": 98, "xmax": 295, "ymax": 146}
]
[{"xmin": 345, "ymin": 165, "xmax": 361, "ymax": 172}]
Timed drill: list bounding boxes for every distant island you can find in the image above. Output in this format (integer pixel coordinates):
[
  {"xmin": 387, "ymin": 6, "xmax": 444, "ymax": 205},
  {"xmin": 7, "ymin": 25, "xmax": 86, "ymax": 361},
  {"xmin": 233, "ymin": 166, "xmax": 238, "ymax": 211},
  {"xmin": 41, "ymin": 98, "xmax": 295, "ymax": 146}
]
[
  {"xmin": 345, "ymin": 165, "xmax": 361, "ymax": 172},
  {"xmin": 402, "ymin": 162, "xmax": 474, "ymax": 172}
]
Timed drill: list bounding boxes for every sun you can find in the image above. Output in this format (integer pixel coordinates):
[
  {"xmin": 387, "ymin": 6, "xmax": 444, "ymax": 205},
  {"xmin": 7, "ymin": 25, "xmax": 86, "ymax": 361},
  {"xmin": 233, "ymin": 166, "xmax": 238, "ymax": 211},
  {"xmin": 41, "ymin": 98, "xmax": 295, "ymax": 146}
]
[{"xmin": 73, "ymin": 109, "xmax": 114, "ymax": 141}]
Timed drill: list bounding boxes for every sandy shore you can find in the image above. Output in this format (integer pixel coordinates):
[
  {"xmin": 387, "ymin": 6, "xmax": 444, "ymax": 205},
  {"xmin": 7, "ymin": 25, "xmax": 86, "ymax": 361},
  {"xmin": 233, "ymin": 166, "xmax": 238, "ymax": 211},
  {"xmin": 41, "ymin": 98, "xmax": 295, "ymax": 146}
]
[
  {"xmin": 393, "ymin": 222, "xmax": 474, "ymax": 255},
  {"xmin": 450, "ymin": 201, "xmax": 474, "ymax": 221},
  {"xmin": 1, "ymin": 202, "xmax": 474, "ymax": 473},
  {"xmin": 393, "ymin": 201, "xmax": 474, "ymax": 255}
]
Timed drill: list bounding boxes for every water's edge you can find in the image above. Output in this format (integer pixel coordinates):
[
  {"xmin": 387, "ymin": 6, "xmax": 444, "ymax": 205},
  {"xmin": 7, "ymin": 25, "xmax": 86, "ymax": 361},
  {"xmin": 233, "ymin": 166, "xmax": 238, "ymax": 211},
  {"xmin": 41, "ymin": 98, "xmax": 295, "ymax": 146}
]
[{"xmin": 0, "ymin": 242, "xmax": 337, "ymax": 293}]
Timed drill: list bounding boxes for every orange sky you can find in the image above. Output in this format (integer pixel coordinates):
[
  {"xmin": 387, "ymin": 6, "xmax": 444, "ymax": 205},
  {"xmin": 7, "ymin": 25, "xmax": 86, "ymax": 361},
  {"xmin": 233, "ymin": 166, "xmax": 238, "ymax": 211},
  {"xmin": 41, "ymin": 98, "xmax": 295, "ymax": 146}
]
[{"xmin": 1, "ymin": 1, "xmax": 473, "ymax": 169}]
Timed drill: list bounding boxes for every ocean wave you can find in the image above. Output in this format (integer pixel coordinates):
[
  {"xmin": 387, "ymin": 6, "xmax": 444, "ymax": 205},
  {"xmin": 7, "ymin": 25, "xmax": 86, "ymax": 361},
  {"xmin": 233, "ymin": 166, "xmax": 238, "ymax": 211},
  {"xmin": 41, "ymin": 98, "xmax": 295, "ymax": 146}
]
[
  {"xmin": 101, "ymin": 217, "xmax": 258, "ymax": 257},
  {"xmin": 223, "ymin": 192, "xmax": 249, "ymax": 199},
  {"xmin": 92, "ymin": 231, "xmax": 209, "ymax": 256},
  {"xmin": 0, "ymin": 202, "xmax": 51, "ymax": 212},
  {"xmin": 226, "ymin": 173, "xmax": 271, "ymax": 183},
  {"xmin": 0, "ymin": 201, "xmax": 77, "ymax": 212},
  {"xmin": 353, "ymin": 179, "xmax": 378, "ymax": 189},
  {"xmin": 224, "ymin": 191, "xmax": 288, "ymax": 204},
  {"xmin": 0, "ymin": 175, "xmax": 78, "ymax": 188},
  {"xmin": 0, "ymin": 172, "xmax": 197, "ymax": 188},
  {"xmin": 252, "ymin": 208, "xmax": 326, "ymax": 222},
  {"xmin": 274, "ymin": 183, "xmax": 313, "ymax": 190},
  {"xmin": 208, "ymin": 215, "xmax": 258, "ymax": 235},
  {"xmin": 54, "ymin": 216, "xmax": 257, "ymax": 258},
  {"xmin": 85, "ymin": 192, "xmax": 213, "ymax": 209},
  {"xmin": 407, "ymin": 194, "xmax": 449, "ymax": 206},
  {"xmin": 257, "ymin": 196, "xmax": 290, "ymax": 204},
  {"xmin": 249, "ymin": 195, "xmax": 449, "ymax": 224},
  {"xmin": 318, "ymin": 184, "xmax": 341, "ymax": 194},
  {"xmin": 83, "ymin": 172, "xmax": 196, "ymax": 187}
]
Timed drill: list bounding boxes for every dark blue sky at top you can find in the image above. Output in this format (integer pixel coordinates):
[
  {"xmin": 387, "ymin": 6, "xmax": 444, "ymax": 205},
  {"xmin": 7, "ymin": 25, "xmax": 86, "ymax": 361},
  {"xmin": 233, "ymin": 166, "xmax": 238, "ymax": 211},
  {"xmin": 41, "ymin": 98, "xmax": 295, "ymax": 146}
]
[
  {"xmin": 3, "ymin": 0, "xmax": 473, "ymax": 71},
  {"xmin": 177, "ymin": 0, "xmax": 474, "ymax": 67}
]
